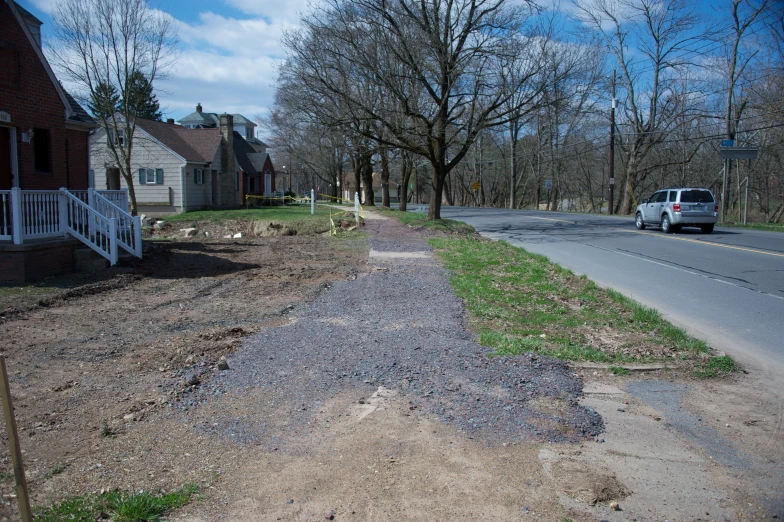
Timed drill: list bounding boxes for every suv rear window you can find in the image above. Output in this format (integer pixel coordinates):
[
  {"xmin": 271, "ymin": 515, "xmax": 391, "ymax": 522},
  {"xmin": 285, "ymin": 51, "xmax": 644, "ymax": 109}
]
[{"xmin": 679, "ymin": 190, "xmax": 714, "ymax": 203}]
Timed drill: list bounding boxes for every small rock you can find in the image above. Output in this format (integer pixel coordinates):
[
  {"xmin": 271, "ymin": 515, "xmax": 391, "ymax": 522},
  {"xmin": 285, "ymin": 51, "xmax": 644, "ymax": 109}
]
[
  {"xmin": 610, "ymin": 501, "xmax": 620, "ymax": 511},
  {"xmin": 123, "ymin": 413, "xmax": 135, "ymax": 422},
  {"xmin": 654, "ymin": 416, "xmax": 661, "ymax": 421},
  {"xmin": 223, "ymin": 235, "xmax": 232, "ymax": 239},
  {"xmin": 185, "ymin": 374, "xmax": 201, "ymax": 386},
  {"xmin": 233, "ymin": 232, "xmax": 242, "ymax": 238},
  {"xmin": 617, "ymin": 408, "xmax": 625, "ymax": 412},
  {"xmin": 180, "ymin": 228, "xmax": 198, "ymax": 238},
  {"xmin": 217, "ymin": 358, "xmax": 230, "ymax": 371},
  {"xmin": 286, "ymin": 499, "xmax": 294, "ymax": 504},
  {"xmin": 153, "ymin": 221, "xmax": 166, "ymax": 230},
  {"xmin": 325, "ymin": 511, "xmax": 335, "ymax": 520}
]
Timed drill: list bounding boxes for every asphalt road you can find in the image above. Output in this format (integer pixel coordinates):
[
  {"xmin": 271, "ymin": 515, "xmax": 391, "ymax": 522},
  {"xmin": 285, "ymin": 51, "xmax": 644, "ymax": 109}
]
[{"xmin": 408, "ymin": 205, "xmax": 784, "ymax": 373}]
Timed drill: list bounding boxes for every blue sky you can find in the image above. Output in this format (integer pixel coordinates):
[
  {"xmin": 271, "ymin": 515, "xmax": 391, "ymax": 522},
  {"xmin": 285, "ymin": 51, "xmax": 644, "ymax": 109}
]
[
  {"xmin": 17, "ymin": 0, "xmax": 311, "ymax": 137},
  {"xmin": 16, "ymin": 0, "xmax": 761, "ymax": 141}
]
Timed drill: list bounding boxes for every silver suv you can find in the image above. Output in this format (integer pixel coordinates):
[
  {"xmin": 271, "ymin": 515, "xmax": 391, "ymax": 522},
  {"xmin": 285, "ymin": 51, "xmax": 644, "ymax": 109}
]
[{"xmin": 635, "ymin": 188, "xmax": 718, "ymax": 234}]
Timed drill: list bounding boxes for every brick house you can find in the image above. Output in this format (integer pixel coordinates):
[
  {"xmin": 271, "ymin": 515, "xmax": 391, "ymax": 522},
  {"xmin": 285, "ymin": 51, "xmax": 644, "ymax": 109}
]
[{"xmin": 0, "ymin": 0, "xmax": 122, "ymax": 283}]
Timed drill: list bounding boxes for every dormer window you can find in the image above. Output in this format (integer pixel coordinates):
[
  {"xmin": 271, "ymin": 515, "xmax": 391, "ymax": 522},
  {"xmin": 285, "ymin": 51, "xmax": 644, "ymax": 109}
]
[
  {"xmin": 107, "ymin": 128, "xmax": 125, "ymax": 146},
  {"xmin": 246, "ymin": 127, "xmax": 253, "ymax": 140}
]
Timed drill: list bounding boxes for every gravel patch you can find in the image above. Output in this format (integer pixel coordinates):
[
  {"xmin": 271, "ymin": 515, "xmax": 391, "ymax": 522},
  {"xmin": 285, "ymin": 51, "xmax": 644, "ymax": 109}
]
[{"xmin": 183, "ymin": 216, "xmax": 603, "ymax": 451}]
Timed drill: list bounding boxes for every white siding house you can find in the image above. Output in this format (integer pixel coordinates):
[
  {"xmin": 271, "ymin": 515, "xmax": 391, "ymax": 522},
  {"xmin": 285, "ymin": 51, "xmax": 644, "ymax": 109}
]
[{"xmin": 89, "ymin": 115, "xmax": 262, "ymax": 215}]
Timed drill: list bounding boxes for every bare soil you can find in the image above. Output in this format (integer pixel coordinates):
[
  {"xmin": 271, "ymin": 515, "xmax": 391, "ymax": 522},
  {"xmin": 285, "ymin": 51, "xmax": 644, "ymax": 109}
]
[{"xmin": 0, "ymin": 230, "xmax": 366, "ymax": 519}]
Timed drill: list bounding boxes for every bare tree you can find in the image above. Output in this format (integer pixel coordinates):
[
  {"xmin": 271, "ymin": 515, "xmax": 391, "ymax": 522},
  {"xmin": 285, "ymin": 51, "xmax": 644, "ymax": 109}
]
[
  {"xmin": 575, "ymin": 0, "xmax": 706, "ymax": 214},
  {"xmin": 51, "ymin": 0, "xmax": 176, "ymax": 215},
  {"xmin": 284, "ymin": 0, "xmax": 543, "ymax": 219}
]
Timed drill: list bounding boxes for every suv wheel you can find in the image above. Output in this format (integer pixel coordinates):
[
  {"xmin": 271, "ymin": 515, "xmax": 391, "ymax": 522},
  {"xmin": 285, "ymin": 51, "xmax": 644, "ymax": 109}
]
[
  {"xmin": 635, "ymin": 212, "xmax": 646, "ymax": 230},
  {"xmin": 700, "ymin": 224, "xmax": 714, "ymax": 234},
  {"xmin": 661, "ymin": 214, "xmax": 673, "ymax": 234}
]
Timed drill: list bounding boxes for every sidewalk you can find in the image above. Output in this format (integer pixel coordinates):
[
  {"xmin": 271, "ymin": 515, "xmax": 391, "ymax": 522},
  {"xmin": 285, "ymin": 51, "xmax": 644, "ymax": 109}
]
[{"xmin": 174, "ymin": 212, "xmax": 780, "ymax": 521}]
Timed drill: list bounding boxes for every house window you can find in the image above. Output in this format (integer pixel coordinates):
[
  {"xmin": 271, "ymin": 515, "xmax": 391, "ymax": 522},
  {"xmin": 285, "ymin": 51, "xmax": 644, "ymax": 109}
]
[
  {"xmin": 33, "ymin": 128, "xmax": 51, "ymax": 172},
  {"xmin": 138, "ymin": 168, "xmax": 163, "ymax": 185},
  {"xmin": 246, "ymin": 127, "xmax": 253, "ymax": 140},
  {"xmin": 107, "ymin": 128, "xmax": 125, "ymax": 146},
  {"xmin": 194, "ymin": 168, "xmax": 204, "ymax": 184}
]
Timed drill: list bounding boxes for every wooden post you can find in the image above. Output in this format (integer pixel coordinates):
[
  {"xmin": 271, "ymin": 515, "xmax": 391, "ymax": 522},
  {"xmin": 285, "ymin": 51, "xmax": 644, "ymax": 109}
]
[{"xmin": 0, "ymin": 356, "xmax": 33, "ymax": 522}]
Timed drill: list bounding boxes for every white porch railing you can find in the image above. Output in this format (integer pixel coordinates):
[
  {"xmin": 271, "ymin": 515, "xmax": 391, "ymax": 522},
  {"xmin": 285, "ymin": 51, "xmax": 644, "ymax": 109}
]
[
  {"xmin": 62, "ymin": 190, "xmax": 119, "ymax": 265},
  {"xmin": 0, "ymin": 187, "xmax": 141, "ymax": 266},
  {"xmin": 89, "ymin": 190, "xmax": 142, "ymax": 258}
]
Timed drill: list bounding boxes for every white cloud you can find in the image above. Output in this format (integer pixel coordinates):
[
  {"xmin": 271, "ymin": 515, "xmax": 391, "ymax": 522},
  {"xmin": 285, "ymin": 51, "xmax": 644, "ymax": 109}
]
[
  {"xmin": 222, "ymin": 0, "xmax": 311, "ymax": 22},
  {"xmin": 26, "ymin": 0, "xmax": 58, "ymax": 14},
  {"xmin": 177, "ymin": 11, "xmax": 294, "ymax": 57}
]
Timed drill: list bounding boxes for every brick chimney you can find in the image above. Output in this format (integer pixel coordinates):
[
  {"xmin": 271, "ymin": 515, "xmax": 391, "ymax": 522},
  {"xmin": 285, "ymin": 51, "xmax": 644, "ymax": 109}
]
[
  {"xmin": 219, "ymin": 114, "xmax": 235, "ymax": 206},
  {"xmin": 196, "ymin": 103, "xmax": 202, "ymax": 113},
  {"xmin": 166, "ymin": 118, "xmax": 174, "ymax": 124}
]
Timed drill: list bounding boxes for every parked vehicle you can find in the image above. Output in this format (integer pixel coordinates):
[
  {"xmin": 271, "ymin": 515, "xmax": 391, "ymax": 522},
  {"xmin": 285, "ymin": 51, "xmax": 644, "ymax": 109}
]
[{"xmin": 635, "ymin": 188, "xmax": 718, "ymax": 234}]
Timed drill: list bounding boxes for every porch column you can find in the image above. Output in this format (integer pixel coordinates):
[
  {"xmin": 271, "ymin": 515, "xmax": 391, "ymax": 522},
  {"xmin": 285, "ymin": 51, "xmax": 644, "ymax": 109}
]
[{"xmin": 11, "ymin": 187, "xmax": 22, "ymax": 245}]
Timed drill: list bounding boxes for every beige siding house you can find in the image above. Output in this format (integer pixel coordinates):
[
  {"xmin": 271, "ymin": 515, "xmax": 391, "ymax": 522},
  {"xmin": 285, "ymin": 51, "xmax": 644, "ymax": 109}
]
[{"xmin": 89, "ymin": 115, "xmax": 256, "ymax": 215}]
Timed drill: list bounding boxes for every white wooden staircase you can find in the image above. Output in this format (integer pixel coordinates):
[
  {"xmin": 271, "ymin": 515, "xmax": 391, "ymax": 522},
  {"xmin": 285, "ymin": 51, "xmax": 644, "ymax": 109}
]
[{"xmin": 0, "ymin": 187, "xmax": 142, "ymax": 266}]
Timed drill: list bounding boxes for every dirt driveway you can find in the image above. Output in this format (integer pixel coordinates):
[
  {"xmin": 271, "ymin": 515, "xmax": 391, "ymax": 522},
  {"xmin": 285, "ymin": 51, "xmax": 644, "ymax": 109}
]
[{"xmin": 0, "ymin": 213, "xmax": 781, "ymax": 521}]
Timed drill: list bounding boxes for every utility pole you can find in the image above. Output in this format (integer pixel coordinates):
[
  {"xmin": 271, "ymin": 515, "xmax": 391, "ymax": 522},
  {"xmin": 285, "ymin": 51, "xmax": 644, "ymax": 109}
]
[{"xmin": 608, "ymin": 70, "xmax": 616, "ymax": 215}]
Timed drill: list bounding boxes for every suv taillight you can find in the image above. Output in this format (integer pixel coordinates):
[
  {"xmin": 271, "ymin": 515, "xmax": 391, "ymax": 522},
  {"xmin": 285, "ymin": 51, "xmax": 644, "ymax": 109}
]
[
  {"xmin": 673, "ymin": 203, "xmax": 680, "ymax": 212},
  {"xmin": 715, "ymin": 204, "xmax": 719, "ymax": 212}
]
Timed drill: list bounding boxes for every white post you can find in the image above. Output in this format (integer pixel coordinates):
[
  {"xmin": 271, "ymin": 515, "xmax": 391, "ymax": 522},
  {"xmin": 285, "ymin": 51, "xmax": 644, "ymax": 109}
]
[
  {"xmin": 132, "ymin": 215, "xmax": 142, "ymax": 258},
  {"xmin": 354, "ymin": 192, "xmax": 359, "ymax": 222},
  {"xmin": 311, "ymin": 189, "xmax": 315, "ymax": 215},
  {"xmin": 58, "ymin": 188, "xmax": 69, "ymax": 238},
  {"xmin": 10, "ymin": 187, "xmax": 23, "ymax": 245},
  {"xmin": 108, "ymin": 218, "xmax": 118, "ymax": 266},
  {"xmin": 87, "ymin": 188, "xmax": 97, "ymax": 238}
]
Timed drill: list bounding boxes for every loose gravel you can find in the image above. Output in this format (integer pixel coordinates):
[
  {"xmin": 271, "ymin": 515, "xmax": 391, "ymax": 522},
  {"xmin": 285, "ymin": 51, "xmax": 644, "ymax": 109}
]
[{"xmin": 184, "ymin": 215, "xmax": 603, "ymax": 450}]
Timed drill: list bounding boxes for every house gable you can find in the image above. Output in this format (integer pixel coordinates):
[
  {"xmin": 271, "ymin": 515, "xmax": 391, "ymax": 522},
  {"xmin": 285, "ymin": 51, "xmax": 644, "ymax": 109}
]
[{"xmin": 0, "ymin": 1, "xmax": 94, "ymax": 190}]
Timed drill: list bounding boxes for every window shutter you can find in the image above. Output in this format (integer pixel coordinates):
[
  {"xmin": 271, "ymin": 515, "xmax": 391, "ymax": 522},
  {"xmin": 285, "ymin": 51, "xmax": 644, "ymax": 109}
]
[
  {"xmin": 139, "ymin": 168, "xmax": 146, "ymax": 185},
  {"xmin": 194, "ymin": 169, "xmax": 197, "ymax": 184},
  {"xmin": 156, "ymin": 168, "xmax": 163, "ymax": 185}
]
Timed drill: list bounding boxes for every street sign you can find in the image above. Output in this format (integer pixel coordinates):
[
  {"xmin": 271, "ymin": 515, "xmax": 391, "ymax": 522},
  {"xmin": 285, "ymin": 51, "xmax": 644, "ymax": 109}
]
[
  {"xmin": 472, "ymin": 181, "xmax": 481, "ymax": 190},
  {"xmin": 720, "ymin": 140, "xmax": 735, "ymax": 148},
  {"xmin": 544, "ymin": 179, "xmax": 552, "ymax": 190},
  {"xmin": 719, "ymin": 147, "xmax": 758, "ymax": 160},
  {"xmin": 609, "ymin": 177, "xmax": 615, "ymax": 185}
]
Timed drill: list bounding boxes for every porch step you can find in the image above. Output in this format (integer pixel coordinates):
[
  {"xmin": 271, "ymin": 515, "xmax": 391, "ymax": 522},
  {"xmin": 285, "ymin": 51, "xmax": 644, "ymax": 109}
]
[
  {"xmin": 73, "ymin": 247, "xmax": 109, "ymax": 272},
  {"xmin": 73, "ymin": 247, "xmax": 137, "ymax": 272}
]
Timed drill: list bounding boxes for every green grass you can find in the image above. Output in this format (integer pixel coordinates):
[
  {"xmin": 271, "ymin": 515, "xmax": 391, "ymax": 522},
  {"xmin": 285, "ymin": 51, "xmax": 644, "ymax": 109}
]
[
  {"xmin": 35, "ymin": 484, "xmax": 198, "ymax": 522},
  {"xmin": 165, "ymin": 205, "xmax": 332, "ymax": 224},
  {"xmin": 390, "ymin": 209, "xmax": 476, "ymax": 234},
  {"xmin": 721, "ymin": 221, "xmax": 784, "ymax": 233},
  {"xmin": 429, "ymin": 236, "xmax": 717, "ymax": 364},
  {"xmin": 609, "ymin": 366, "xmax": 632, "ymax": 376},
  {"xmin": 694, "ymin": 355, "xmax": 739, "ymax": 379}
]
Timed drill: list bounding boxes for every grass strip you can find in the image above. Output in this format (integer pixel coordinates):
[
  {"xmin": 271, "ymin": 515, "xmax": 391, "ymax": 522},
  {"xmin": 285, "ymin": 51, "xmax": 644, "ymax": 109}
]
[
  {"xmin": 694, "ymin": 355, "xmax": 738, "ymax": 378},
  {"xmin": 35, "ymin": 484, "xmax": 199, "ymax": 522},
  {"xmin": 386, "ymin": 208, "xmax": 476, "ymax": 234},
  {"xmin": 430, "ymin": 236, "xmax": 723, "ymax": 367},
  {"xmin": 165, "ymin": 206, "xmax": 332, "ymax": 224}
]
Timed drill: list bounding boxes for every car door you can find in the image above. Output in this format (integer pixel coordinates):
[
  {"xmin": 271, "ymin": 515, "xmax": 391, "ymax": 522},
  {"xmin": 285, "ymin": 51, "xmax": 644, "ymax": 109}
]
[{"xmin": 643, "ymin": 191, "xmax": 662, "ymax": 222}]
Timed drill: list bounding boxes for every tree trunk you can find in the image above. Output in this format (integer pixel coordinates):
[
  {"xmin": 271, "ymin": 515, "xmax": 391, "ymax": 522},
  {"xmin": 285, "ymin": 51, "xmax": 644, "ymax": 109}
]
[
  {"xmin": 361, "ymin": 153, "xmax": 374, "ymax": 206},
  {"xmin": 428, "ymin": 164, "xmax": 444, "ymax": 220},
  {"xmin": 380, "ymin": 147, "xmax": 390, "ymax": 207},
  {"xmin": 398, "ymin": 153, "xmax": 413, "ymax": 212}
]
